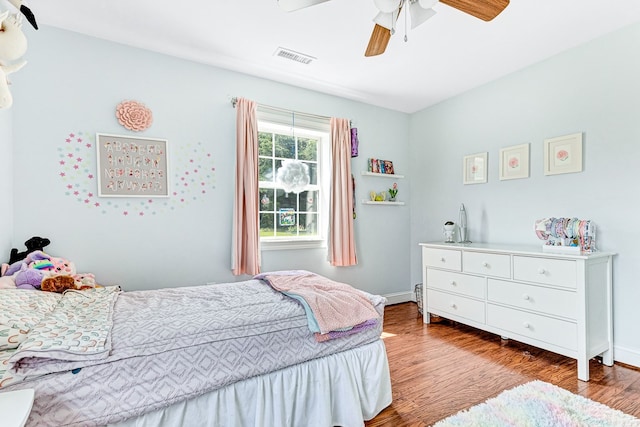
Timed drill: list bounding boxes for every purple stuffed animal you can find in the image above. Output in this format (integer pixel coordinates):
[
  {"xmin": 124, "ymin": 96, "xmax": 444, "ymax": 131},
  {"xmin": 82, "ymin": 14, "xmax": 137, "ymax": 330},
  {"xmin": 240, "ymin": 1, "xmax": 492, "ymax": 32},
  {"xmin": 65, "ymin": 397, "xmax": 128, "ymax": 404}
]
[
  {"xmin": 3, "ymin": 250, "xmax": 50, "ymax": 277},
  {"xmin": 15, "ymin": 263, "xmax": 45, "ymax": 290}
]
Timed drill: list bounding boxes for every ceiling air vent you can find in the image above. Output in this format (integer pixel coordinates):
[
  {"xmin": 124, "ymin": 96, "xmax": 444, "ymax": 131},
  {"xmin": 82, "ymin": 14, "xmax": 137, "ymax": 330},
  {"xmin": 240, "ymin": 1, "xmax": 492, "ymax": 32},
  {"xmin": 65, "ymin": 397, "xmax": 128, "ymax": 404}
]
[{"xmin": 274, "ymin": 47, "xmax": 316, "ymax": 65}]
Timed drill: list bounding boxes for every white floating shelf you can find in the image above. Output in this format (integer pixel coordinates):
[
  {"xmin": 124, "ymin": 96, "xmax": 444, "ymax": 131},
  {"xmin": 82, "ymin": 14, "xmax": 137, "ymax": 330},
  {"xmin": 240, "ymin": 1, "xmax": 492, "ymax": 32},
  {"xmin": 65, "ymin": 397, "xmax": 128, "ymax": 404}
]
[
  {"xmin": 361, "ymin": 171, "xmax": 404, "ymax": 179},
  {"xmin": 361, "ymin": 200, "xmax": 405, "ymax": 206}
]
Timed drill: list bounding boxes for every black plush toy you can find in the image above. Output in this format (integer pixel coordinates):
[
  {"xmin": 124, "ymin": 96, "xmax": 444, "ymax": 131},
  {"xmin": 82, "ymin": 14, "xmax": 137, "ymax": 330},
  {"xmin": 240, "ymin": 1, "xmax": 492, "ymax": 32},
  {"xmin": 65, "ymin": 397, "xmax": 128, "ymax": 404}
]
[{"xmin": 9, "ymin": 236, "xmax": 51, "ymax": 264}]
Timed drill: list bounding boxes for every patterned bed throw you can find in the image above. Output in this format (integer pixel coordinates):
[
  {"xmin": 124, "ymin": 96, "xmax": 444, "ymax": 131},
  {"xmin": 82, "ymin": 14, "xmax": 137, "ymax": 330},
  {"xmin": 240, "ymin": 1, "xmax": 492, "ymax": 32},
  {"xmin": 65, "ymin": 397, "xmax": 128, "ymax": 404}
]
[{"xmin": 1, "ymin": 278, "xmax": 385, "ymax": 427}]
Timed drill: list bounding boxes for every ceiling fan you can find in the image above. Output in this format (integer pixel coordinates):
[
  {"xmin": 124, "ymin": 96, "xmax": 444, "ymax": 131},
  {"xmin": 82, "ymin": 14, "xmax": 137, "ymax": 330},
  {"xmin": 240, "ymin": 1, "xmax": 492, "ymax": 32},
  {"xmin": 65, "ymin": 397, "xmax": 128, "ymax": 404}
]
[{"xmin": 277, "ymin": 0, "xmax": 509, "ymax": 57}]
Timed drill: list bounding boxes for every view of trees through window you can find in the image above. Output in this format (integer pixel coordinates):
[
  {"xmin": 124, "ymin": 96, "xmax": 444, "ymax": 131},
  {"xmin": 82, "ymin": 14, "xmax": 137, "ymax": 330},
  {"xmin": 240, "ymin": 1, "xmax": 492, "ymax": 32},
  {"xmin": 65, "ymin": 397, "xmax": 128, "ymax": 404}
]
[{"xmin": 258, "ymin": 126, "xmax": 321, "ymax": 240}]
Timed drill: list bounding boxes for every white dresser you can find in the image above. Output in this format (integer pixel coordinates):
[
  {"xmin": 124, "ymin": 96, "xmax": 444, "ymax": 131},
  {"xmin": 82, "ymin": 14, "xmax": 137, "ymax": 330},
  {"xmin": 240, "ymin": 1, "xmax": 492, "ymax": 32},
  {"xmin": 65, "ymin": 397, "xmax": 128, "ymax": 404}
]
[{"xmin": 420, "ymin": 242, "xmax": 614, "ymax": 381}]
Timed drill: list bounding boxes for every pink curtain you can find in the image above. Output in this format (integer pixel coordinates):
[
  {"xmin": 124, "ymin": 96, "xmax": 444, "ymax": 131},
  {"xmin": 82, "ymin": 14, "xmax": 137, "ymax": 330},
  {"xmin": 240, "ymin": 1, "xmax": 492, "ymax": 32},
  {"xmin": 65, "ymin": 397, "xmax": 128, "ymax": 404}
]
[
  {"xmin": 329, "ymin": 117, "xmax": 357, "ymax": 266},
  {"xmin": 232, "ymin": 98, "xmax": 261, "ymax": 275}
]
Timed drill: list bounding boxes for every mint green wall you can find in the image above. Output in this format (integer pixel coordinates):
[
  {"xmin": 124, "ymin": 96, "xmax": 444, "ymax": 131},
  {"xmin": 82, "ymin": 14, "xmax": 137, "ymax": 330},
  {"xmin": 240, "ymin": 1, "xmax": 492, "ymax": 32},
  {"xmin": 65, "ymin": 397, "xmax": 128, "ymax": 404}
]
[
  {"xmin": 8, "ymin": 21, "xmax": 640, "ymax": 366},
  {"xmin": 9, "ymin": 27, "xmax": 410, "ymax": 298},
  {"xmin": 0, "ymin": 108, "xmax": 13, "ymax": 255},
  {"xmin": 409, "ymin": 22, "xmax": 640, "ymax": 366}
]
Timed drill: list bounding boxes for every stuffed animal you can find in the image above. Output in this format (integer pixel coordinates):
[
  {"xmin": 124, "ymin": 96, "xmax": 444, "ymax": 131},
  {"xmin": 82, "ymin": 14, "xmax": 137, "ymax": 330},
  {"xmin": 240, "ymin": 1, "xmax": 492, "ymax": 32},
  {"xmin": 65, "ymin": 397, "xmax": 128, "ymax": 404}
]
[
  {"xmin": 49, "ymin": 256, "xmax": 76, "ymax": 275},
  {"xmin": 41, "ymin": 275, "xmax": 77, "ymax": 293},
  {"xmin": 73, "ymin": 273, "xmax": 98, "ymax": 289},
  {"xmin": 0, "ymin": 10, "xmax": 28, "ymax": 109},
  {"xmin": 8, "ymin": 236, "xmax": 51, "ymax": 264},
  {"xmin": 0, "ymin": 275, "xmax": 15, "ymax": 288},
  {"xmin": 2, "ymin": 249, "xmax": 50, "ymax": 276},
  {"xmin": 6, "ymin": 0, "xmax": 38, "ymax": 30},
  {"xmin": 14, "ymin": 262, "xmax": 43, "ymax": 290}
]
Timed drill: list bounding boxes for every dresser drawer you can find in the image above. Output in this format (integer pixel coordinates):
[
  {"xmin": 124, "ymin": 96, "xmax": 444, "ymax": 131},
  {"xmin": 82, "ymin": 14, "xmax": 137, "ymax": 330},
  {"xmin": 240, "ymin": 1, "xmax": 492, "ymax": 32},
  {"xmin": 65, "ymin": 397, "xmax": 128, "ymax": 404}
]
[
  {"xmin": 422, "ymin": 248, "xmax": 462, "ymax": 271},
  {"xmin": 487, "ymin": 279, "xmax": 576, "ymax": 320},
  {"xmin": 463, "ymin": 251, "xmax": 511, "ymax": 278},
  {"xmin": 427, "ymin": 269, "xmax": 485, "ymax": 299},
  {"xmin": 513, "ymin": 256, "xmax": 576, "ymax": 289},
  {"xmin": 427, "ymin": 289, "xmax": 485, "ymax": 324},
  {"xmin": 487, "ymin": 304, "xmax": 577, "ymax": 351}
]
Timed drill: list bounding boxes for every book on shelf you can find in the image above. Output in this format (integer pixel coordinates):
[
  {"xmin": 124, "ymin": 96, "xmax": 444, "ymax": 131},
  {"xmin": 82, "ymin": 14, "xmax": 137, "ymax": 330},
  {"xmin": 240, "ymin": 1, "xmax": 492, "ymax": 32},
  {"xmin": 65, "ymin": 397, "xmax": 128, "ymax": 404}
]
[{"xmin": 367, "ymin": 158, "xmax": 395, "ymax": 174}]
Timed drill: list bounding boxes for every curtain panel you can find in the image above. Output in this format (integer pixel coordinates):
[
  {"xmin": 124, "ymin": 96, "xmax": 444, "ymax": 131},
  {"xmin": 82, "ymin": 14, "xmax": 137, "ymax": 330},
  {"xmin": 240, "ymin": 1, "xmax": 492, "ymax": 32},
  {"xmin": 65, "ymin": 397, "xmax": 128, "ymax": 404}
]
[
  {"xmin": 232, "ymin": 98, "xmax": 261, "ymax": 275},
  {"xmin": 329, "ymin": 117, "xmax": 357, "ymax": 266}
]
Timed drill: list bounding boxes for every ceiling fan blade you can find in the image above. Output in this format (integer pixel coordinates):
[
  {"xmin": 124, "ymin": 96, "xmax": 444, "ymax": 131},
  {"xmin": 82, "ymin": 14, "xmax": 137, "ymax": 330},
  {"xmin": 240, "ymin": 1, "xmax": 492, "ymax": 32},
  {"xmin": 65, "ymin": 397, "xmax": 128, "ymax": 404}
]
[
  {"xmin": 277, "ymin": 0, "xmax": 331, "ymax": 12},
  {"xmin": 365, "ymin": 24, "xmax": 392, "ymax": 57},
  {"xmin": 365, "ymin": 4, "xmax": 404, "ymax": 57},
  {"xmin": 439, "ymin": 0, "xmax": 509, "ymax": 21}
]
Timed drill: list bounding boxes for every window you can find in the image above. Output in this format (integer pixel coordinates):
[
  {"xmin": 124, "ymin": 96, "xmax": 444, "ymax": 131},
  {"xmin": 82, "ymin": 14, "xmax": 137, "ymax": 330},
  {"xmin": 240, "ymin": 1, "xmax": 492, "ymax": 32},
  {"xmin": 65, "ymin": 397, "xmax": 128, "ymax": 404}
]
[{"xmin": 257, "ymin": 109, "xmax": 329, "ymax": 250}]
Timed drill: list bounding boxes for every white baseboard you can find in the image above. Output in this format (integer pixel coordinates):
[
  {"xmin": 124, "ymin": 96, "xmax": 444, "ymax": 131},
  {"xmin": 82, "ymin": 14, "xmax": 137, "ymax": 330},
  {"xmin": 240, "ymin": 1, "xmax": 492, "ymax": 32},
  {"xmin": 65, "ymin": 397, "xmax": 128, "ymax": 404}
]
[
  {"xmin": 614, "ymin": 345, "xmax": 640, "ymax": 369},
  {"xmin": 383, "ymin": 291, "xmax": 414, "ymax": 305}
]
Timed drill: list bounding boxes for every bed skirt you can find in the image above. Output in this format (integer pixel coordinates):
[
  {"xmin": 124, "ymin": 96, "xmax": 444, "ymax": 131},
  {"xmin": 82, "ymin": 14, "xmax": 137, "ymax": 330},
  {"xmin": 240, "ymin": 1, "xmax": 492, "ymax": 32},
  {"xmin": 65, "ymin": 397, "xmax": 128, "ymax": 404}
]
[{"xmin": 109, "ymin": 339, "xmax": 392, "ymax": 427}]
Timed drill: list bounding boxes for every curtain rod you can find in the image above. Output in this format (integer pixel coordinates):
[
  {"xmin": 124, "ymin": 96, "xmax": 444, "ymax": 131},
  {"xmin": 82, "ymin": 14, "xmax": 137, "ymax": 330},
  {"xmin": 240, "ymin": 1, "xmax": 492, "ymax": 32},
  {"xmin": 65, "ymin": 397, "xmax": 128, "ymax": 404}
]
[{"xmin": 230, "ymin": 96, "xmax": 341, "ymax": 123}]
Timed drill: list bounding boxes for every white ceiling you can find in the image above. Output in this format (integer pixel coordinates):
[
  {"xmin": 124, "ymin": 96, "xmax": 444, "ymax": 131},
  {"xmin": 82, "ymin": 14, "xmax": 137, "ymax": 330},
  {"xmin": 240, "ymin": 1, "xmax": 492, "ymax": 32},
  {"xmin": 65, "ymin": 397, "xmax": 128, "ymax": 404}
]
[{"xmin": 22, "ymin": 0, "xmax": 640, "ymax": 113}]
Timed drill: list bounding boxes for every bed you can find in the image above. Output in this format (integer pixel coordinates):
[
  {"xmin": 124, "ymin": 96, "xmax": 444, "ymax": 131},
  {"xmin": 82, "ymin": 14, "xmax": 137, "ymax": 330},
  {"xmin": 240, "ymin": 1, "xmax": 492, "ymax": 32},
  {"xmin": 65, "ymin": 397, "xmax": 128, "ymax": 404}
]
[{"xmin": 0, "ymin": 271, "xmax": 392, "ymax": 427}]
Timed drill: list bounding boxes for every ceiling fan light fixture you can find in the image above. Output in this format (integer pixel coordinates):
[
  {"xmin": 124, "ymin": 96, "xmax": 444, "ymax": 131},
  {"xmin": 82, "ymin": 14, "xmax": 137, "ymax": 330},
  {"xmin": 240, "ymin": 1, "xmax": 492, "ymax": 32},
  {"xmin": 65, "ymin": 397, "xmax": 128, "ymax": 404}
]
[
  {"xmin": 373, "ymin": 11, "xmax": 396, "ymax": 31},
  {"xmin": 409, "ymin": 2, "xmax": 436, "ymax": 29},
  {"xmin": 373, "ymin": 0, "xmax": 401, "ymax": 14},
  {"xmin": 418, "ymin": 0, "xmax": 438, "ymax": 9},
  {"xmin": 277, "ymin": 0, "xmax": 330, "ymax": 12}
]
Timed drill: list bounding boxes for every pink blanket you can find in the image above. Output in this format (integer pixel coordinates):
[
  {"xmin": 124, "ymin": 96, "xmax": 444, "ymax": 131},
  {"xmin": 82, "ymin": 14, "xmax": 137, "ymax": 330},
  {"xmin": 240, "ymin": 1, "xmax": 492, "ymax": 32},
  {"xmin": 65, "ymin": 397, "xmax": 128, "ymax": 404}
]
[{"xmin": 258, "ymin": 271, "xmax": 380, "ymax": 334}]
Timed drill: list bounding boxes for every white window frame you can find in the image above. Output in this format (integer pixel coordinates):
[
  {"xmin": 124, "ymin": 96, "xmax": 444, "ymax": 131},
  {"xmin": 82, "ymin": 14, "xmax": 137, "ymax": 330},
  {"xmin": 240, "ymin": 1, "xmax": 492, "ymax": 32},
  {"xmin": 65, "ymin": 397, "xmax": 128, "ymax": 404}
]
[{"xmin": 257, "ymin": 119, "xmax": 330, "ymax": 251}]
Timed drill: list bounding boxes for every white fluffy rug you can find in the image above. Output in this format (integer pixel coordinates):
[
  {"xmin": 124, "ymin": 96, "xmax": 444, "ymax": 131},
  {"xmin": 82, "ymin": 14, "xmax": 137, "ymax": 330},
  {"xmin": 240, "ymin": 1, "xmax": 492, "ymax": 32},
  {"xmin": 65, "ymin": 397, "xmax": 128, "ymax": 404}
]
[{"xmin": 433, "ymin": 380, "xmax": 640, "ymax": 426}]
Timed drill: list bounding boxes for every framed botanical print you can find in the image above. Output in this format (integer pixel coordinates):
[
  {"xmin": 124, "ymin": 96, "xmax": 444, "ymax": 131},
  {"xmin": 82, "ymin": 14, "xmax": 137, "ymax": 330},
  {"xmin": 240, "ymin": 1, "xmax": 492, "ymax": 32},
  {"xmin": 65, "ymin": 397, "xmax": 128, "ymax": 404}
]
[
  {"xmin": 499, "ymin": 143, "xmax": 529, "ymax": 180},
  {"xmin": 463, "ymin": 152, "xmax": 488, "ymax": 185},
  {"xmin": 544, "ymin": 132, "xmax": 583, "ymax": 176}
]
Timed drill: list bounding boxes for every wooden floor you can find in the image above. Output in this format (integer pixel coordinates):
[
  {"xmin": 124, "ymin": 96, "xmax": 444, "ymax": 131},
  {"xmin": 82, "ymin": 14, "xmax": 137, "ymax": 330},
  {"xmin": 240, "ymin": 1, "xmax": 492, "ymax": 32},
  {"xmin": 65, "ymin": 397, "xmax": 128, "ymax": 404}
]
[{"xmin": 365, "ymin": 302, "xmax": 640, "ymax": 427}]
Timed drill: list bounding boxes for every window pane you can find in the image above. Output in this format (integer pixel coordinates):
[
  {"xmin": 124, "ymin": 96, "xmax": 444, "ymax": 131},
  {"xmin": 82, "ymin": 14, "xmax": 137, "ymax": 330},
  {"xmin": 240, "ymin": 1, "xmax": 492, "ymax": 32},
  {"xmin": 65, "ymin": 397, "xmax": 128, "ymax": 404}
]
[
  {"xmin": 298, "ymin": 213, "xmax": 318, "ymax": 236},
  {"xmin": 260, "ymin": 213, "xmax": 275, "ymax": 237},
  {"xmin": 299, "ymin": 190, "xmax": 318, "ymax": 213},
  {"xmin": 305, "ymin": 162, "xmax": 317, "ymax": 185},
  {"xmin": 276, "ymin": 210, "xmax": 298, "ymax": 237},
  {"xmin": 259, "ymin": 158, "xmax": 274, "ymax": 182},
  {"xmin": 298, "ymin": 138, "xmax": 317, "ymax": 161},
  {"xmin": 259, "ymin": 188, "xmax": 275, "ymax": 211},
  {"xmin": 276, "ymin": 189, "xmax": 297, "ymax": 210},
  {"xmin": 258, "ymin": 132, "xmax": 273, "ymax": 156},
  {"xmin": 274, "ymin": 134, "xmax": 295, "ymax": 159}
]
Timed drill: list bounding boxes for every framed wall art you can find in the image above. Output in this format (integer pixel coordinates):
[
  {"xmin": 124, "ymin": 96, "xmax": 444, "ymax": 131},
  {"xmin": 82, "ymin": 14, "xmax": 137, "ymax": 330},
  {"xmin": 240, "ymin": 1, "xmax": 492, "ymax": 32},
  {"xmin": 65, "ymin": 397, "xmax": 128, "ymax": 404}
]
[
  {"xmin": 96, "ymin": 133, "xmax": 169, "ymax": 197},
  {"xmin": 544, "ymin": 132, "xmax": 583, "ymax": 176},
  {"xmin": 463, "ymin": 152, "xmax": 488, "ymax": 185},
  {"xmin": 499, "ymin": 143, "xmax": 529, "ymax": 180}
]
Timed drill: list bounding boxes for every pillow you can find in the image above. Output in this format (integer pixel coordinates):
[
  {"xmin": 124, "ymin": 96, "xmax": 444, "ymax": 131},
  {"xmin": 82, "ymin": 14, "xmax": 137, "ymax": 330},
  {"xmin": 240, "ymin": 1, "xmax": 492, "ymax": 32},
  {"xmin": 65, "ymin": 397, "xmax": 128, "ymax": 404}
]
[{"xmin": 0, "ymin": 289, "xmax": 61, "ymax": 350}]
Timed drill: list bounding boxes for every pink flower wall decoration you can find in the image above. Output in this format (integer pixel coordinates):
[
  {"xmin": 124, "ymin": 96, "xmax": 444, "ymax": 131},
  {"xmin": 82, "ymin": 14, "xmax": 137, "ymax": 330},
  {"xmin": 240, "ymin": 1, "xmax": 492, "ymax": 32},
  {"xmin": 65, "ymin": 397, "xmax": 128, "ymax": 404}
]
[
  {"xmin": 116, "ymin": 100, "xmax": 153, "ymax": 131},
  {"xmin": 556, "ymin": 149, "xmax": 569, "ymax": 162},
  {"xmin": 508, "ymin": 156, "xmax": 519, "ymax": 168}
]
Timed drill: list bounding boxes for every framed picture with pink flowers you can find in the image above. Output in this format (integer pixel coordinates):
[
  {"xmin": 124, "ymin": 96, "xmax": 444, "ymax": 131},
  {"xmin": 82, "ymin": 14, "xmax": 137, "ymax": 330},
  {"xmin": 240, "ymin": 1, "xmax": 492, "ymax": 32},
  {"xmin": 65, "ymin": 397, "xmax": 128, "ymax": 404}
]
[
  {"xmin": 463, "ymin": 152, "xmax": 488, "ymax": 185},
  {"xmin": 544, "ymin": 132, "xmax": 583, "ymax": 176},
  {"xmin": 96, "ymin": 133, "xmax": 169, "ymax": 197},
  {"xmin": 499, "ymin": 143, "xmax": 529, "ymax": 180}
]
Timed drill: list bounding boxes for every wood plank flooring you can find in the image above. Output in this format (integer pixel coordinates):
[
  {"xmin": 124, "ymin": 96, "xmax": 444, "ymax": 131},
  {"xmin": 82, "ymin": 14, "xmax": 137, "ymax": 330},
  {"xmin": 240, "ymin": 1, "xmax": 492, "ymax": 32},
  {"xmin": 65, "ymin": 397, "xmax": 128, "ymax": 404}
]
[{"xmin": 365, "ymin": 302, "xmax": 640, "ymax": 426}]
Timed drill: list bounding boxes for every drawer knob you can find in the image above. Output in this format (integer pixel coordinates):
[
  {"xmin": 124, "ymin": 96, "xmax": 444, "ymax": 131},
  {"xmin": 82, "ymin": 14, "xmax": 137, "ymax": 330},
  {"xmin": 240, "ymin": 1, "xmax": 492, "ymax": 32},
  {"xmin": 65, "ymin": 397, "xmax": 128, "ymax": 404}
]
[
  {"xmin": 537, "ymin": 268, "xmax": 546, "ymax": 274},
  {"xmin": 482, "ymin": 262, "xmax": 489, "ymax": 268},
  {"xmin": 450, "ymin": 281, "xmax": 457, "ymax": 286},
  {"xmin": 523, "ymin": 294, "xmax": 530, "ymax": 301},
  {"xmin": 440, "ymin": 257, "xmax": 446, "ymax": 263},
  {"xmin": 523, "ymin": 322, "xmax": 531, "ymax": 329},
  {"xmin": 450, "ymin": 303, "xmax": 457, "ymax": 309}
]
